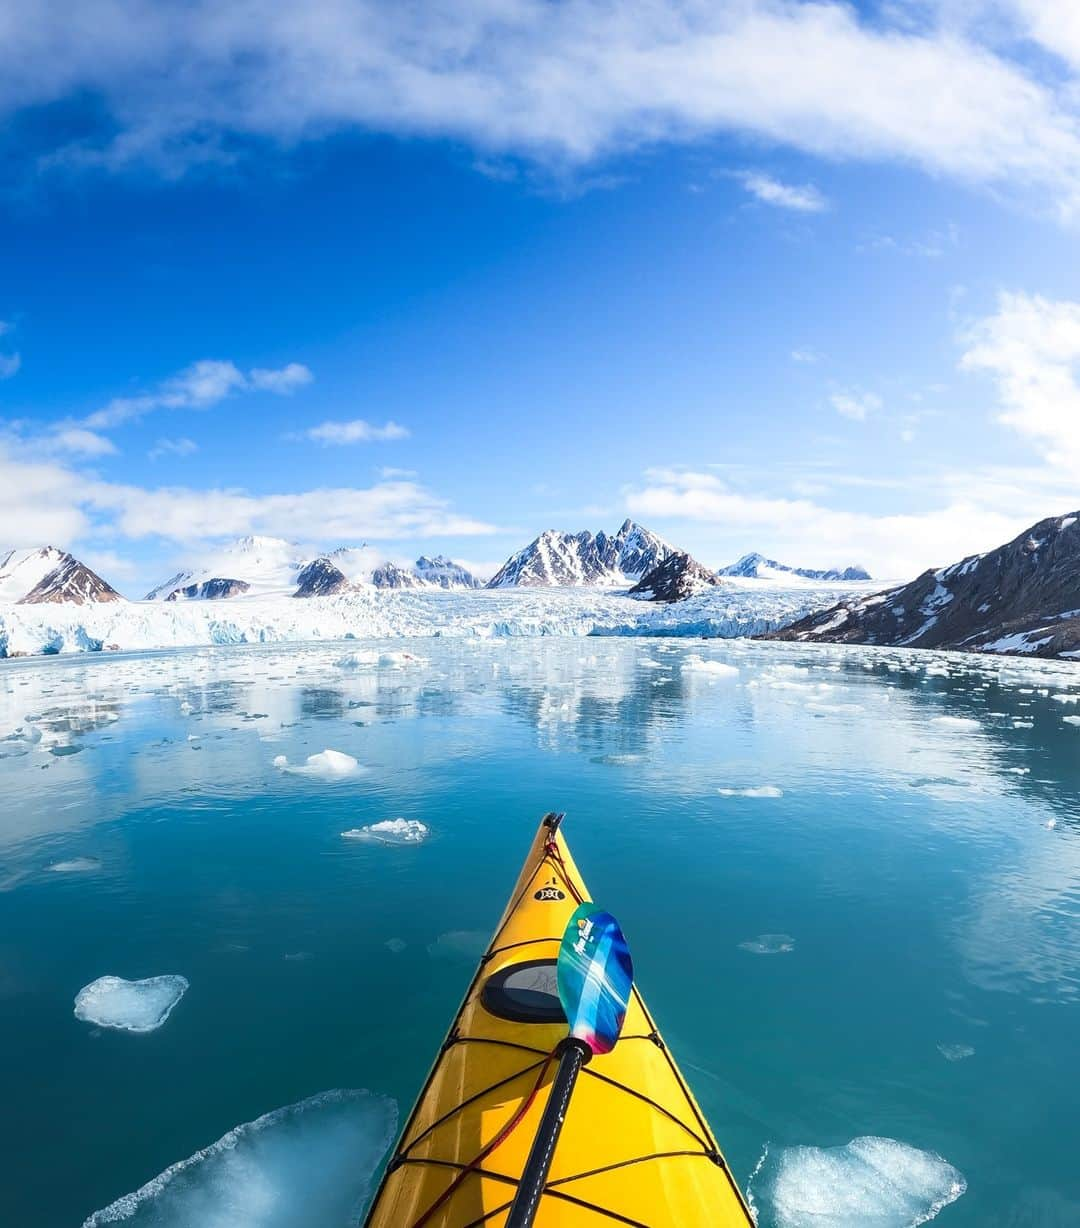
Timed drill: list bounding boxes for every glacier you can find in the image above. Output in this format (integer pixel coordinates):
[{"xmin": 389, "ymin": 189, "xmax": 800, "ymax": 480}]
[{"xmin": 0, "ymin": 581, "xmax": 868, "ymax": 658}]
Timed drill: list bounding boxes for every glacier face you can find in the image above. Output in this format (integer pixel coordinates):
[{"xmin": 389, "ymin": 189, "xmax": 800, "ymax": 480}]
[{"xmin": 0, "ymin": 583, "xmax": 861, "ymax": 657}]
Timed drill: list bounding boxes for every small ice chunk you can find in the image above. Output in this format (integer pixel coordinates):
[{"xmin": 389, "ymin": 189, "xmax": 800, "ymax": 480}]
[
  {"xmin": 273, "ymin": 749, "xmax": 364, "ymax": 779},
  {"xmin": 1013, "ymin": 719, "xmax": 1034, "ymax": 729},
  {"xmin": 337, "ymin": 649, "xmax": 428, "ymax": 670},
  {"xmin": 682, "ymin": 655, "xmax": 739, "ymax": 679},
  {"xmin": 81, "ymin": 1089, "xmax": 396, "ymax": 1227},
  {"xmin": 739, "ymin": 933, "xmax": 795, "ymax": 955},
  {"xmin": 48, "ymin": 857, "xmax": 102, "ymax": 874},
  {"xmin": 1051, "ymin": 693, "xmax": 1079, "ymax": 704},
  {"xmin": 74, "ymin": 975, "xmax": 189, "ymax": 1033},
  {"xmin": 385, "ymin": 938, "xmax": 407, "ymax": 954},
  {"xmin": 749, "ymin": 1135, "xmax": 966, "ymax": 1228},
  {"xmin": 937, "ymin": 1043, "xmax": 975, "ymax": 1062},
  {"xmin": 718, "ymin": 786, "xmax": 784, "ymax": 798},
  {"xmin": 341, "ymin": 819, "xmax": 429, "ymax": 845},
  {"xmin": 1063, "ymin": 715, "xmax": 1080, "ymax": 726},
  {"xmin": 930, "ymin": 716, "xmax": 980, "ymax": 732}
]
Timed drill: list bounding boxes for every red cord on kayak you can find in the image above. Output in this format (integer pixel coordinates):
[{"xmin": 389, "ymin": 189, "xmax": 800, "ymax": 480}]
[{"xmin": 409, "ymin": 1046, "xmax": 560, "ymax": 1228}]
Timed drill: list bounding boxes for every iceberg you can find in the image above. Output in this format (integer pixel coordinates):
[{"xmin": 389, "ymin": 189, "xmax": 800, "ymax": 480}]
[
  {"xmin": 82, "ymin": 1089, "xmax": 396, "ymax": 1227},
  {"xmin": 749, "ymin": 1135, "xmax": 966, "ymax": 1228},
  {"xmin": 74, "ymin": 975, "xmax": 189, "ymax": 1033},
  {"xmin": 341, "ymin": 818, "xmax": 429, "ymax": 844},
  {"xmin": 273, "ymin": 749, "xmax": 364, "ymax": 779},
  {"xmin": 718, "ymin": 786, "xmax": 784, "ymax": 798}
]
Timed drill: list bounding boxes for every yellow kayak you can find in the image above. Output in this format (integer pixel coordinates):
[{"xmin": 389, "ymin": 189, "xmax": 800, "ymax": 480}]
[{"xmin": 364, "ymin": 814, "xmax": 754, "ymax": 1227}]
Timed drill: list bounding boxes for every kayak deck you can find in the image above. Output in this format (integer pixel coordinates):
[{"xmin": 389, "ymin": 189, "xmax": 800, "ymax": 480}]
[{"xmin": 364, "ymin": 814, "xmax": 754, "ymax": 1227}]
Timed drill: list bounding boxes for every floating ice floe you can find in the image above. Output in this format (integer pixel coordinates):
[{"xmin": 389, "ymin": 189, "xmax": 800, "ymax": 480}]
[
  {"xmin": 739, "ymin": 933, "xmax": 795, "ymax": 954},
  {"xmin": 930, "ymin": 716, "xmax": 981, "ymax": 733},
  {"xmin": 385, "ymin": 937, "xmax": 407, "ymax": 954},
  {"xmin": 81, "ymin": 1088, "xmax": 397, "ymax": 1227},
  {"xmin": 337, "ymin": 649, "xmax": 428, "ymax": 670},
  {"xmin": 341, "ymin": 818, "xmax": 429, "ymax": 844},
  {"xmin": 748, "ymin": 1135, "xmax": 966, "ymax": 1228},
  {"xmin": 1063, "ymin": 715, "xmax": 1080, "ymax": 726},
  {"xmin": 273, "ymin": 749, "xmax": 364, "ymax": 779},
  {"xmin": 74, "ymin": 975, "xmax": 189, "ymax": 1033},
  {"xmin": 937, "ymin": 1043, "xmax": 975, "ymax": 1062},
  {"xmin": 682, "ymin": 655, "xmax": 739, "ymax": 679},
  {"xmin": 719, "ymin": 786, "xmax": 784, "ymax": 798},
  {"xmin": 48, "ymin": 857, "xmax": 102, "ymax": 873}
]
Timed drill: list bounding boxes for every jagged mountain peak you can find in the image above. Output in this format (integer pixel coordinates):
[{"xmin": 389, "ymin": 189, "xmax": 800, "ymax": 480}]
[
  {"xmin": 720, "ymin": 552, "xmax": 871, "ymax": 582},
  {"xmin": 487, "ymin": 521, "xmax": 677, "ymax": 589},
  {"xmin": 1, "ymin": 547, "xmax": 123, "ymax": 605}
]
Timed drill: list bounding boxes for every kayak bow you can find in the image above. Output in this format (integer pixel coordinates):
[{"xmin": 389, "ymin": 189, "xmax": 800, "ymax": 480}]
[{"xmin": 364, "ymin": 813, "xmax": 755, "ymax": 1227}]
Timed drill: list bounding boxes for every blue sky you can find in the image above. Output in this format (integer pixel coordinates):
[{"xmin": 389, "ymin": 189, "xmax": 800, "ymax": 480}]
[{"xmin": 4, "ymin": 0, "xmax": 1080, "ymax": 595}]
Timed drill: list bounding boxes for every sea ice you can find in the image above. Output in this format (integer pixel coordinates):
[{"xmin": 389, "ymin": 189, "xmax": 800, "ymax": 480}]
[
  {"xmin": 385, "ymin": 938, "xmax": 407, "ymax": 954},
  {"xmin": 739, "ymin": 933, "xmax": 795, "ymax": 954},
  {"xmin": 719, "ymin": 786, "xmax": 784, "ymax": 798},
  {"xmin": 341, "ymin": 818, "xmax": 429, "ymax": 844},
  {"xmin": 273, "ymin": 749, "xmax": 364, "ymax": 779},
  {"xmin": 749, "ymin": 1135, "xmax": 966, "ymax": 1228},
  {"xmin": 930, "ymin": 716, "xmax": 981, "ymax": 732},
  {"xmin": 682, "ymin": 655, "xmax": 739, "ymax": 679},
  {"xmin": 74, "ymin": 975, "xmax": 189, "ymax": 1033},
  {"xmin": 937, "ymin": 1043, "xmax": 975, "ymax": 1062},
  {"xmin": 82, "ymin": 1089, "xmax": 396, "ymax": 1227},
  {"xmin": 1063, "ymin": 715, "xmax": 1080, "ymax": 726},
  {"xmin": 48, "ymin": 857, "xmax": 102, "ymax": 873}
]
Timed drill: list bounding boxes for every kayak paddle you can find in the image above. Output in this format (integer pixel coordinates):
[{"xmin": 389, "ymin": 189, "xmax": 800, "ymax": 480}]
[{"xmin": 506, "ymin": 902, "xmax": 634, "ymax": 1228}]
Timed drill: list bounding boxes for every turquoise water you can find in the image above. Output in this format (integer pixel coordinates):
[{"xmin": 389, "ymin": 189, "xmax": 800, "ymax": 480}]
[{"xmin": 2, "ymin": 637, "xmax": 1079, "ymax": 1226}]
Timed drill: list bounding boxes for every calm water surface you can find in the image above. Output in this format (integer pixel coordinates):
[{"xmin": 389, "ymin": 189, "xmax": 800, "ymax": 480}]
[{"xmin": 1, "ymin": 638, "xmax": 1079, "ymax": 1226}]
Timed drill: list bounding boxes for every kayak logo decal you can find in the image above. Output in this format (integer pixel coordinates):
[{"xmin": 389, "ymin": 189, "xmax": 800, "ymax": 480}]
[{"xmin": 534, "ymin": 887, "xmax": 566, "ymax": 902}]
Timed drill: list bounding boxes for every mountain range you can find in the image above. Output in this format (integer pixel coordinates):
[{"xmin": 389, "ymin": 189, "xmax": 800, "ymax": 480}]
[
  {"xmin": 719, "ymin": 552, "xmax": 871, "ymax": 582},
  {"xmin": 144, "ymin": 537, "xmax": 484, "ymax": 601},
  {"xmin": 486, "ymin": 520, "xmax": 677, "ymax": 588},
  {"xmin": 767, "ymin": 511, "xmax": 1080, "ymax": 658}
]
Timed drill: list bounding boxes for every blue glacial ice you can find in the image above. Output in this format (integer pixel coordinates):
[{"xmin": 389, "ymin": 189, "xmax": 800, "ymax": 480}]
[{"xmin": 74, "ymin": 975, "xmax": 189, "ymax": 1033}]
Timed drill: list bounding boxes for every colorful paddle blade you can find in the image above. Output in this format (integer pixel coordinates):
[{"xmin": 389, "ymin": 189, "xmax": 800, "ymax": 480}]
[{"xmin": 557, "ymin": 903, "xmax": 634, "ymax": 1055}]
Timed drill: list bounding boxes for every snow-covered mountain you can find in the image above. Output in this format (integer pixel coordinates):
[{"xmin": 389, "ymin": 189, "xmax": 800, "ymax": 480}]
[
  {"xmin": 629, "ymin": 552, "xmax": 722, "ymax": 603},
  {"xmin": 768, "ymin": 511, "xmax": 1080, "ymax": 658},
  {"xmin": 0, "ymin": 547, "xmax": 123, "ymax": 605},
  {"xmin": 147, "ymin": 537, "xmax": 484, "ymax": 600},
  {"xmin": 488, "ymin": 520, "xmax": 676, "ymax": 588},
  {"xmin": 720, "ymin": 552, "xmax": 871, "ymax": 582},
  {"xmin": 414, "ymin": 555, "xmax": 483, "ymax": 589}
]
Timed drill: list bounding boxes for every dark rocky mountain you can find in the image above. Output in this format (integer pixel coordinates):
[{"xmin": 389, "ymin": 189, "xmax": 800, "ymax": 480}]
[
  {"xmin": 629, "ymin": 552, "xmax": 723, "ymax": 603},
  {"xmin": 371, "ymin": 562, "xmax": 429, "ymax": 590},
  {"xmin": 767, "ymin": 511, "xmax": 1080, "ymax": 658},
  {"xmin": 19, "ymin": 553, "xmax": 124, "ymax": 605},
  {"xmin": 720, "ymin": 552, "xmax": 871, "ymax": 581},
  {"xmin": 165, "ymin": 577, "xmax": 251, "ymax": 601},
  {"xmin": 488, "ymin": 520, "xmax": 676, "ymax": 588},
  {"xmin": 414, "ymin": 555, "xmax": 482, "ymax": 589},
  {"xmin": 293, "ymin": 558, "xmax": 350, "ymax": 597}
]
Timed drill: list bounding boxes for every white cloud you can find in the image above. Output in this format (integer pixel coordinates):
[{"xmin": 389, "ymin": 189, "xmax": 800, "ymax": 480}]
[
  {"xmin": 624, "ymin": 465, "xmax": 1073, "ymax": 580},
  {"xmin": 0, "ymin": 352, "xmax": 21, "ymax": 379},
  {"xmin": 6, "ymin": 2, "xmax": 1080, "ymax": 215},
  {"xmin": 0, "ymin": 445, "xmax": 93, "ymax": 546},
  {"xmin": 249, "ymin": 362, "xmax": 314, "ymax": 393},
  {"xmin": 92, "ymin": 477, "xmax": 495, "ymax": 543},
  {"xmin": 149, "ymin": 437, "xmax": 198, "ymax": 461},
  {"xmin": 961, "ymin": 290, "xmax": 1080, "ymax": 472},
  {"xmin": 303, "ymin": 419, "xmax": 410, "ymax": 445},
  {"xmin": 791, "ymin": 347, "xmax": 822, "ymax": 364},
  {"xmin": 380, "ymin": 466, "xmax": 418, "ymax": 480},
  {"xmin": 830, "ymin": 389, "xmax": 882, "ymax": 421},
  {"xmin": 737, "ymin": 171, "xmax": 827, "ymax": 212},
  {"xmin": 85, "ymin": 359, "xmax": 311, "ymax": 428},
  {"xmin": 48, "ymin": 427, "xmax": 117, "ymax": 456}
]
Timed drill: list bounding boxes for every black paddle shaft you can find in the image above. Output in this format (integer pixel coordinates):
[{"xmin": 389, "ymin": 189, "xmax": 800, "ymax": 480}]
[{"xmin": 506, "ymin": 1037, "xmax": 592, "ymax": 1228}]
